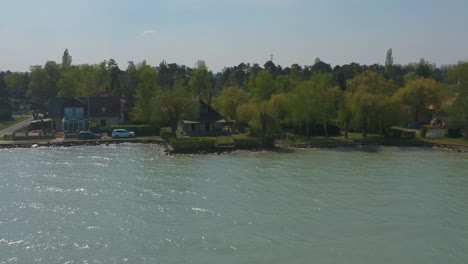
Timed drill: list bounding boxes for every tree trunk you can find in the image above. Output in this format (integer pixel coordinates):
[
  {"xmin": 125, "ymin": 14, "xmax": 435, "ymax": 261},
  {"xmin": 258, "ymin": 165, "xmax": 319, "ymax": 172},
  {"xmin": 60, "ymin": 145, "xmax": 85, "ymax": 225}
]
[
  {"xmin": 464, "ymin": 116, "xmax": 468, "ymax": 139},
  {"xmin": 362, "ymin": 119, "xmax": 368, "ymax": 137},
  {"xmin": 261, "ymin": 113, "xmax": 267, "ymax": 138},
  {"xmin": 323, "ymin": 119, "xmax": 328, "ymax": 138},
  {"xmin": 379, "ymin": 119, "xmax": 383, "ymax": 135},
  {"xmin": 414, "ymin": 110, "xmax": 419, "ymax": 123},
  {"xmin": 344, "ymin": 118, "xmax": 350, "ymax": 139},
  {"xmin": 170, "ymin": 122, "xmax": 177, "ymax": 137}
]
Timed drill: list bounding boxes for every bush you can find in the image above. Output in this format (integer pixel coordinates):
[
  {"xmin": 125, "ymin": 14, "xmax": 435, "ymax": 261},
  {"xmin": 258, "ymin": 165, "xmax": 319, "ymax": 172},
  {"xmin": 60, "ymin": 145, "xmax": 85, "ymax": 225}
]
[
  {"xmin": 385, "ymin": 128, "xmax": 402, "ymax": 139},
  {"xmin": 401, "ymin": 130, "xmax": 416, "ymax": 139},
  {"xmin": 447, "ymin": 128, "xmax": 462, "ymax": 138},
  {"xmin": 169, "ymin": 137, "xmax": 216, "ymax": 151},
  {"xmin": 235, "ymin": 136, "xmax": 274, "ymax": 149},
  {"xmin": 0, "ymin": 109, "xmax": 12, "ymax": 122},
  {"xmin": 421, "ymin": 128, "xmax": 428, "ymax": 138},
  {"xmin": 310, "ymin": 123, "xmax": 341, "ymax": 137},
  {"xmin": 111, "ymin": 125, "xmax": 159, "ymax": 136},
  {"xmin": 385, "ymin": 128, "xmax": 415, "ymax": 139},
  {"xmin": 160, "ymin": 127, "xmax": 173, "ymax": 141}
]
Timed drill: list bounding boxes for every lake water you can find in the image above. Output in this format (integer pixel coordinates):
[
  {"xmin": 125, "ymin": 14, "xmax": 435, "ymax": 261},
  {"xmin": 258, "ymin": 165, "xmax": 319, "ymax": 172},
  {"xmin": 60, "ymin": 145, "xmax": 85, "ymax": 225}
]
[{"xmin": 1, "ymin": 144, "xmax": 467, "ymax": 263}]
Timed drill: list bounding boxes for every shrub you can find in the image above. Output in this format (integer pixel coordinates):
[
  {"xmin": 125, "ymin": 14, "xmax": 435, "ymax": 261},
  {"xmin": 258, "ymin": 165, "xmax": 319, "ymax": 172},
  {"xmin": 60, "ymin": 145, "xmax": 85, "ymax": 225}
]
[
  {"xmin": 385, "ymin": 128, "xmax": 402, "ymax": 139},
  {"xmin": 401, "ymin": 130, "xmax": 416, "ymax": 139},
  {"xmin": 160, "ymin": 127, "xmax": 173, "ymax": 141},
  {"xmin": 310, "ymin": 123, "xmax": 341, "ymax": 137},
  {"xmin": 0, "ymin": 109, "xmax": 12, "ymax": 122},
  {"xmin": 169, "ymin": 137, "xmax": 216, "ymax": 151},
  {"xmin": 447, "ymin": 128, "xmax": 462, "ymax": 138},
  {"xmin": 235, "ymin": 136, "xmax": 274, "ymax": 149},
  {"xmin": 421, "ymin": 127, "xmax": 428, "ymax": 138},
  {"xmin": 111, "ymin": 125, "xmax": 159, "ymax": 136},
  {"xmin": 385, "ymin": 128, "xmax": 415, "ymax": 139}
]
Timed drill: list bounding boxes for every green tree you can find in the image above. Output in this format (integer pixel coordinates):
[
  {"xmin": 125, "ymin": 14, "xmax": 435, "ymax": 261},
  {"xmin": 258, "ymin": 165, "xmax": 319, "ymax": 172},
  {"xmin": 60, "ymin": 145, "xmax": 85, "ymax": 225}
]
[
  {"xmin": 61, "ymin": 49, "xmax": 72, "ymax": 70},
  {"xmin": 447, "ymin": 62, "xmax": 468, "ymax": 138},
  {"xmin": 27, "ymin": 61, "xmax": 60, "ymax": 104},
  {"xmin": 347, "ymin": 71, "xmax": 398, "ymax": 136},
  {"xmin": 385, "ymin": 48, "xmax": 393, "ymax": 68},
  {"xmin": 248, "ymin": 70, "xmax": 277, "ymax": 101},
  {"xmin": 394, "ymin": 78, "xmax": 440, "ymax": 123},
  {"xmin": 131, "ymin": 65, "xmax": 158, "ymax": 123},
  {"xmin": 212, "ymin": 86, "xmax": 247, "ymax": 121},
  {"xmin": 58, "ymin": 68, "xmax": 79, "ymax": 97},
  {"xmin": 151, "ymin": 82, "xmax": 197, "ymax": 136},
  {"xmin": 189, "ymin": 60, "xmax": 213, "ymax": 103},
  {"xmin": 309, "ymin": 73, "xmax": 341, "ymax": 137},
  {"xmin": 289, "ymin": 80, "xmax": 315, "ymax": 137}
]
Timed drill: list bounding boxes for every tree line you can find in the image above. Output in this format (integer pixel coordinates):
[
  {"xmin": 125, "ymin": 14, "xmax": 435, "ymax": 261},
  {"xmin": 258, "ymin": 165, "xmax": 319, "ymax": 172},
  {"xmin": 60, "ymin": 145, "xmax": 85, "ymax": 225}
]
[{"xmin": 1, "ymin": 49, "xmax": 468, "ymax": 138}]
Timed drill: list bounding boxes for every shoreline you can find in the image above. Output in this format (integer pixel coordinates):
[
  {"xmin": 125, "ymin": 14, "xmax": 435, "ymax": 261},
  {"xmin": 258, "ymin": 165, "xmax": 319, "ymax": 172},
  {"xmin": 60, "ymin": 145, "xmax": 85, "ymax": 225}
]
[{"xmin": 1, "ymin": 137, "xmax": 467, "ymax": 154}]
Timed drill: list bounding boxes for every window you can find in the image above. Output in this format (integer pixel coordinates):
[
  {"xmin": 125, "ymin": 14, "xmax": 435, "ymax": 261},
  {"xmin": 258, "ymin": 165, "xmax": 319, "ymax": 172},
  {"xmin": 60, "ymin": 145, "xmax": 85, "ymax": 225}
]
[
  {"xmin": 205, "ymin": 123, "xmax": 210, "ymax": 132},
  {"xmin": 100, "ymin": 120, "xmax": 107, "ymax": 127}
]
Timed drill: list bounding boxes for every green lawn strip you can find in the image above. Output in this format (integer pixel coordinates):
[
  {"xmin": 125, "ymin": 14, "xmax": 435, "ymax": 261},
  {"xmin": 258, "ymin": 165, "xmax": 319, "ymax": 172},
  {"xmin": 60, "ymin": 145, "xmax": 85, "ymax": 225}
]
[
  {"xmin": 0, "ymin": 134, "xmax": 13, "ymax": 141},
  {"xmin": 419, "ymin": 137, "xmax": 468, "ymax": 147},
  {"xmin": 0, "ymin": 116, "xmax": 30, "ymax": 131}
]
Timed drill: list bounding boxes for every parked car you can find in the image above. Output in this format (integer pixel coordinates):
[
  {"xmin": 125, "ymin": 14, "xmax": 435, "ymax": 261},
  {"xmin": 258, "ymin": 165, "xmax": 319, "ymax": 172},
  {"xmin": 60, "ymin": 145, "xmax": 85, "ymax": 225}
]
[
  {"xmin": 78, "ymin": 131, "xmax": 101, "ymax": 140},
  {"xmin": 112, "ymin": 129, "xmax": 136, "ymax": 138}
]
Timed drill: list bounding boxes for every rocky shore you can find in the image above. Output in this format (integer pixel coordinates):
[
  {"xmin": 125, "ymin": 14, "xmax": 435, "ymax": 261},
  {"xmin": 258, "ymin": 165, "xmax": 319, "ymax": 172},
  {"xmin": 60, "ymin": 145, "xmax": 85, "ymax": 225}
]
[{"xmin": 1, "ymin": 138, "xmax": 467, "ymax": 154}]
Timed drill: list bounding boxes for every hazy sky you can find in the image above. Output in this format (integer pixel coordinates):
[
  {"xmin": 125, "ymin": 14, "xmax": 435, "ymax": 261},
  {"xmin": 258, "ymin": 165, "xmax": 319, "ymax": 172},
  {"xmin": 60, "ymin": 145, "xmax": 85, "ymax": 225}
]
[{"xmin": 1, "ymin": 0, "xmax": 467, "ymax": 72}]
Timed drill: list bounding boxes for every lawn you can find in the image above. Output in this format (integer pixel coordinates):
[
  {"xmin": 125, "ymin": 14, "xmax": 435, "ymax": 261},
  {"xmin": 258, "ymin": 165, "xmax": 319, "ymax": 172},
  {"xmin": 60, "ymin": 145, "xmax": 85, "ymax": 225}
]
[
  {"xmin": 419, "ymin": 137, "xmax": 468, "ymax": 147},
  {"xmin": 0, "ymin": 115, "xmax": 30, "ymax": 131}
]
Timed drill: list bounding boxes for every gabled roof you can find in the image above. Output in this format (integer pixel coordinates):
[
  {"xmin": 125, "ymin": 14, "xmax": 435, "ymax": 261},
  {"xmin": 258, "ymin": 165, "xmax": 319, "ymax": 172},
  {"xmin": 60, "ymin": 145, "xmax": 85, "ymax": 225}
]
[
  {"xmin": 184, "ymin": 100, "xmax": 225, "ymax": 123},
  {"xmin": 48, "ymin": 96, "xmax": 121, "ymax": 118}
]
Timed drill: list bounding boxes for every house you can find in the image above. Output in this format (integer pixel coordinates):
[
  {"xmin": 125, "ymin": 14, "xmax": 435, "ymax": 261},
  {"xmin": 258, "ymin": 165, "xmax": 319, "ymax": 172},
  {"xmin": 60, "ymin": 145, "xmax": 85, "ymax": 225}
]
[
  {"xmin": 178, "ymin": 100, "xmax": 227, "ymax": 136},
  {"xmin": 48, "ymin": 96, "xmax": 123, "ymax": 132}
]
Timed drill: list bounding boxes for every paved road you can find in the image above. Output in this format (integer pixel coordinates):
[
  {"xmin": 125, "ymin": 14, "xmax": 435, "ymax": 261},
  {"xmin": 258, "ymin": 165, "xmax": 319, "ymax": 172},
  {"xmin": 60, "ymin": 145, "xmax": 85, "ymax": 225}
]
[{"xmin": 0, "ymin": 116, "xmax": 34, "ymax": 137}]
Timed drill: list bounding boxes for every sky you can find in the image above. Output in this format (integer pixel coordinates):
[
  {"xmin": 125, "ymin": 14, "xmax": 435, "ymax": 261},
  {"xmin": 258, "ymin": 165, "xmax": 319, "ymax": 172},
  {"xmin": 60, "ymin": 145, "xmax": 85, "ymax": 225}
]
[{"xmin": 0, "ymin": 0, "xmax": 467, "ymax": 72}]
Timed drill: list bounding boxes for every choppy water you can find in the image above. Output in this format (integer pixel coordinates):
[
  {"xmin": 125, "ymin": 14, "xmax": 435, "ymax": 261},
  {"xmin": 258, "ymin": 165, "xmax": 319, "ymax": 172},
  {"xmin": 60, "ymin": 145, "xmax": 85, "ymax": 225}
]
[{"xmin": 0, "ymin": 144, "xmax": 468, "ymax": 263}]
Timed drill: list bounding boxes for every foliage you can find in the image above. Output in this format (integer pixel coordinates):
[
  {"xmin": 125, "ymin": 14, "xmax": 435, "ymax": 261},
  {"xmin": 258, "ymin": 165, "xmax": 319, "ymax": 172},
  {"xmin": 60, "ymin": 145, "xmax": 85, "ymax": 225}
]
[
  {"xmin": 447, "ymin": 128, "xmax": 462, "ymax": 138},
  {"xmin": 189, "ymin": 60, "xmax": 213, "ymax": 103},
  {"xmin": 394, "ymin": 78, "xmax": 440, "ymax": 123},
  {"xmin": 151, "ymin": 83, "xmax": 197, "ymax": 136},
  {"xmin": 160, "ymin": 127, "xmax": 173, "ymax": 141},
  {"xmin": 385, "ymin": 128, "xmax": 415, "ymax": 139},
  {"xmin": 446, "ymin": 62, "xmax": 468, "ymax": 138},
  {"xmin": 131, "ymin": 65, "xmax": 158, "ymax": 123},
  {"xmin": 234, "ymin": 136, "xmax": 274, "ymax": 149},
  {"xmin": 212, "ymin": 86, "xmax": 247, "ymax": 121},
  {"xmin": 2, "ymin": 49, "xmax": 467, "ymax": 141},
  {"xmin": 169, "ymin": 137, "xmax": 216, "ymax": 151}
]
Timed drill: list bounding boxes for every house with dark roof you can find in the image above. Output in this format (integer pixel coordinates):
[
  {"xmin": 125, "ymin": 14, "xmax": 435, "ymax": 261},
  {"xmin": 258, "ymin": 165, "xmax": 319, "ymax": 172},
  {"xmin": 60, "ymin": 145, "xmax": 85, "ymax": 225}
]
[
  {"xmin": 48, "ymin": 96, "xmax": 123, "ymax": 132},
  {"xmin": 178, "ymin": 100, "xmax": 227, "ymax": 136}
]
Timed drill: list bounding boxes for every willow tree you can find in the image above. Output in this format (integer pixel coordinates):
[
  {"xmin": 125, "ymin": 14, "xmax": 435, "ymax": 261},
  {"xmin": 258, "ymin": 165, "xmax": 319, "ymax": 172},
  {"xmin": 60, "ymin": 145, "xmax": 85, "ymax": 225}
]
[
  {"xmin": 151, "ymin": 82, "xmax": 197, "ymax": 136},
  {"xmin": 309, "ymin": 73, "xmax": 341, "ymax": 138},
  {"xmin": 347, "ymin": 71, "xmax": 398, "ymax": 136},
  {"xmin": 394, "ymin": 78, "xmax": 440, "ymax": 123},
  {"xmin": 131, "ymin": 65, "xmax": 158, "ymax": 123},
  {"xmin": 447, "ymin": 62, "xmax": 468, "ymax": 138},
  {"xmin": 212, "ymin": 86, "xmax": 247, "ymax": 121}
]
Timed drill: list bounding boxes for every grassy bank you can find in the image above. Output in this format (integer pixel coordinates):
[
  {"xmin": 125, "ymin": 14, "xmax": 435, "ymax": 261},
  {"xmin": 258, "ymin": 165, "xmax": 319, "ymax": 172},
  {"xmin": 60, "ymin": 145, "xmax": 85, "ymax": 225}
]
[
  {"xmin": 161, "ymin": 128, "xmax": 274, "ymax": 153},
  {"xmin": 0, "ymin": 115, "xmax": 30, "ymax": 131}
]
